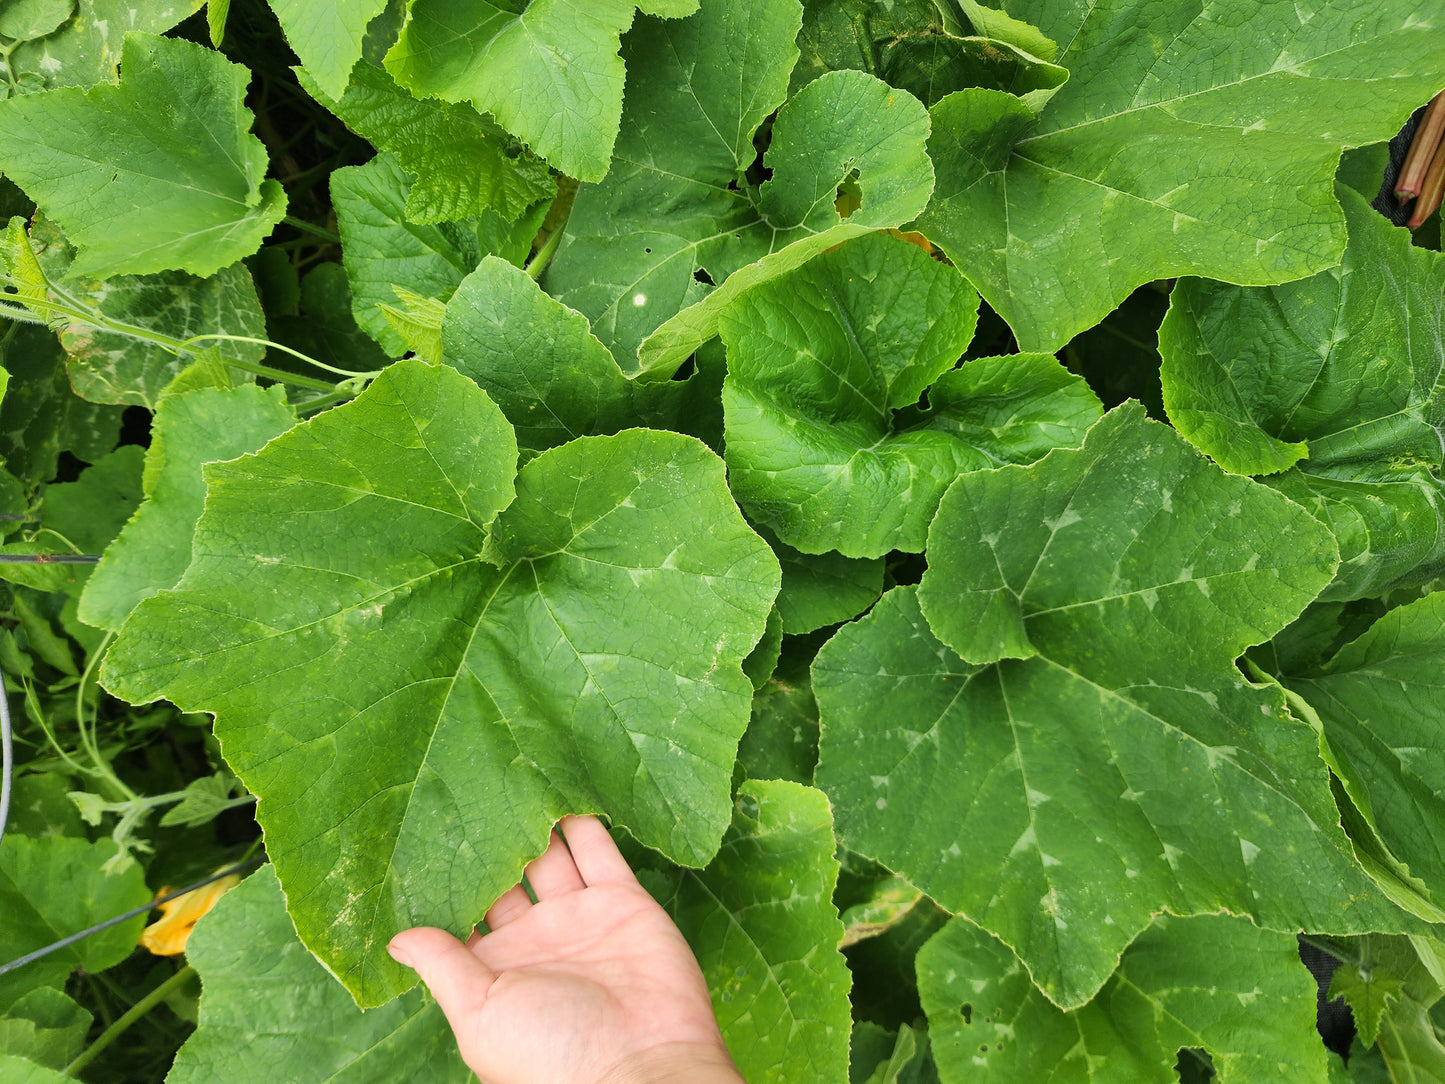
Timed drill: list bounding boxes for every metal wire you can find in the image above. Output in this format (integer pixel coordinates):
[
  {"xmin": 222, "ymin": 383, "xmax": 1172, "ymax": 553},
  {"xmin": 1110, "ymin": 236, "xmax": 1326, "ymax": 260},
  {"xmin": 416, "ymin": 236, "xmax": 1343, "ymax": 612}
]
[
  {"xmin": 0, "ymin": 659, "xmax": 11, "ymax": 844},
  {"xmin": 0, "ymin": 554, "xmax": 101, "ymax": 563},
  {"xmin": 0, "ymin": 856, "xmax": 265, "ymax": 978}
]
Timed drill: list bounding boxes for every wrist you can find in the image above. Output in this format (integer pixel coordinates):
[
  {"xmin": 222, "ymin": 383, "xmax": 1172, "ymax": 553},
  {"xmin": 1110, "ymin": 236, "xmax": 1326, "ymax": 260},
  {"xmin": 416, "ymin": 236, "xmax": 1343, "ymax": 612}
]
[{"xmin": 598, "ymin": 1041, "xmax": 746, "ymax": 1084}]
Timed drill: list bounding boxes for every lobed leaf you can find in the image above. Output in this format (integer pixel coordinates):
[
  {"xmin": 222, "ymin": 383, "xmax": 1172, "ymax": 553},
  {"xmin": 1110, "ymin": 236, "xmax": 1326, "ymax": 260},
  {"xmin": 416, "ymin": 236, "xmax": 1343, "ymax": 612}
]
[
  {"xmin": 168, "ymin": 866, "xmax": 471, "ymax": 1084},
  {"xmin": 0, "ymin": 987, "xmax": 91, "ymax": 1072},
  {"xmin": 102, "ymin": 359, "xmax": 779, "ymax": 1005},
  {"xmin": 720, "ymin": 231, "xmax": 1098, "ymax": 557},
  {"xmin": 816, "ymin": 406, "xmax": 1420, "ymax": 1008},
  {"xmin": 0, "ymin": 33, "xmax": 285, "ymax": 278},
  {"xmin": 0, "ymin": 0, "xmax": 202, "ymax": 92},
  {"xmin": 384, "ymin": 0, "xmax": 699, "ymax": 182},
  {"xmin": 332, "ymin": 153, "xmax": 547, "ymax": 356},
  {"xmin": 1286, "ymin": 593, "xmax": 1445, "ymax": 912},
  {"xmin": 26, "ymin": 215, "xmax": 268, "ymax": 408},
  {"xmin": 1161, "ymin": 186, "xmax": 1445, "ymax": 601},
  {"xmin": 791, "ymin": 0, "xmax": 1065, "ymax": 111},
  {"xmin": 653, "ymin": 779, "xmax": 852, "ymax": 1083},
  {"xmin": 918, "ymin": 913, "xmax": 1328, "ymax": 1082},
  {"xmin": 0, "ymin": 836, "xmax": 150, "ymax": 1011},
  {"xmin": 296, "ymin": 59, "xmax": 554, "ymax": 224},
  {"xmin": 543, "ymin": 0, "xmax": 936, "ymax": 378},
  {"xmin": 440, "ymin": 255, "xmax": 701, "ymax": 451},
  {"xmin": 915, "ymin": 0, "xmax": 1445, "ymax": 352},
  {"xmin": 78, "ymin": 384, "xmax": 294, "ymax": 631},
  {"xmin": 267, "ymin": 0, "xmax": 389, "ymax": 101}
]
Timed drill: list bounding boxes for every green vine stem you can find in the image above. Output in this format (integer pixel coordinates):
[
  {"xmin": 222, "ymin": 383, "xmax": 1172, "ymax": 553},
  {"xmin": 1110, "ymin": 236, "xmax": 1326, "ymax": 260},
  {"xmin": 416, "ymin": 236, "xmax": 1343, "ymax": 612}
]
[
  {"xmin": 1, "ymin": 228, "xmax": 376, "ymax": 395},
  {"xmin": 63, "ymin": 965, "xmax": 197, "ymax": 1076},
  {"xmin": 281, "ymin": 214, "xmax": 341, "ymax": 245}
]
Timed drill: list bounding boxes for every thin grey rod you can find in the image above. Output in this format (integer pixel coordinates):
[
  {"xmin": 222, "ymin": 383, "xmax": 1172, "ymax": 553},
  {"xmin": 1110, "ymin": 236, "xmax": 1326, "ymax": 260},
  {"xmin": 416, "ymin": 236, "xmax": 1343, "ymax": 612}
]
[
  {"xmin": 0, "ymin": 856, "xmax": 264, "ymax": 977},
  {"xmin": 0, "ymin": 661, "xmax": 11, "ymax": 843}
]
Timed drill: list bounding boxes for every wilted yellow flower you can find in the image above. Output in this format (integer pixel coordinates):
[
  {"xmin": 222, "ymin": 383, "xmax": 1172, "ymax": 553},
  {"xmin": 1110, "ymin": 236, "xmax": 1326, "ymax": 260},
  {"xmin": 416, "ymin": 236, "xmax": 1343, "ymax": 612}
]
[{"xmin": 139, "ymin": 870, "xmax": 242, "ymax": 956}]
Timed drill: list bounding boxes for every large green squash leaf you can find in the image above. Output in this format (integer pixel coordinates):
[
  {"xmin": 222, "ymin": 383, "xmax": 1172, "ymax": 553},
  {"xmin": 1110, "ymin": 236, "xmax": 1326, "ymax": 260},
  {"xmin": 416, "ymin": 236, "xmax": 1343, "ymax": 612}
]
[
  {"xmin": 769, "ymin": 530, "xmax": 882, "ymax": 636},
  {"xmin": 267, "ymin": 0, "xmax": 389, "ymax": 101},
  {"xmin": 296, "ymin": 59, "xmax": 553, "ymax": 224},
  {"xmin": 384, "ymin": 0, "xmax": 699, "ymax": 183},
  {"xmin": 918, "ymin": 913, "xmax": 1327, "ymax": 1082},
  {"xmin": 542, "ymin": 0, "xmax": 935, "ymax": 379},
  {"xmin": 815, "ymin": 406, "xmax": 1417, "ymax": 1009},
  {"xmin": 332, "ymin": 153, "xmax": 546, "ymax": 356},
  {"xmin": 78, "ymin": 384, "xmax": 295, "ymax": 632},
  {"xmin": 0, "ymin": 835, "xmax": 150, "ymax": 1011},
  {"xmin": 737, "ymin": 643, "xmax": 820, "ymax": 785},
  {"xmin": 25, "ymin": 215, "xmax": 268, "ymax": 407},
  {"xmin": 1160, "ymin": 186, "xmax": 1445, "ymax": 602},
  {"xmin": 169, "ymin": 866, "xmax": 471, "ymax": 1084},
  {"xmin": 0, "ymin": 34, "xmax": 286, "ymax": 278},
  {"xmin": 0, "ymin": 0, "xmax": 202, "ymax": 92},
  {"xmin": 790, "ymin": 0, "xmax": 1066, "ymax": 110},
  {"xmin": 718, "ymin": 230, "xmax": 1100, "ymax": 557},
  {"xmin": 0, "ymin": 1054, "xmax": 73, "ymax": 1084},
  {"xmin": 650, "ymin": 780, "xmax": 851, "ymax": 1083},
  {"xmin": 0, "ymin": 987, "xmax": 91, "ymax": 1072},
  {"xmin": 914, "ymin": 0, "xmax": 1445, "ymax": 352},
  {"xmin": 101, "ymin": 359, "xmax": 779, "ymax": 1006},
  {"xmin": 439, "ymin": 255, "xmax": 701, "ymax": 452},
  {"xmin": 1286, "ymin": 594, "xmax": 1445, "ymax": 912}
]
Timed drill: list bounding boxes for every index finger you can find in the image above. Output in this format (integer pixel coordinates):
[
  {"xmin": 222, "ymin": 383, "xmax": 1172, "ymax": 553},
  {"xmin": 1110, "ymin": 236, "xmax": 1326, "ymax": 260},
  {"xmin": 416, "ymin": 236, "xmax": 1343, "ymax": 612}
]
[{"xmin": 557, "ymin": 815, "xmax": 639, "ymax": 887}]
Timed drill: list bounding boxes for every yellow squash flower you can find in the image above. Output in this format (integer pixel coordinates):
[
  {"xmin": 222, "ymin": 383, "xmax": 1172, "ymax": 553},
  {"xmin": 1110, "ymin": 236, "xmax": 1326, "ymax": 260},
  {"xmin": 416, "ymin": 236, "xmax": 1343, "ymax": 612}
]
[{"xmin": 139, "ymin": 870, "xmax": 242, "ymax": 956}]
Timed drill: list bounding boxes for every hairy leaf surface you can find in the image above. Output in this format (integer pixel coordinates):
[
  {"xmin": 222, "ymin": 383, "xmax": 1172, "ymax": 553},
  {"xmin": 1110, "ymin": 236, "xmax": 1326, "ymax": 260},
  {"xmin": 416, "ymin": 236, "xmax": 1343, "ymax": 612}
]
[
  {"xmin": 102, "ymin": 359, "xmax": 779, "ymax": 1005},
  {"xmin": 915, "ymin": 1, "xmax": 1445, "ymax": 351},
  {"xmin": 296, "ymin": 60, "xmax": 553, "ymax": 224},
  {"xmin": 169, "ymin": 866, "xmax": 471, "ymax": 1084},
  {"xmin": 816, "ymin": 407, "xmax": 1415, "ymax": 1008},
  {"xmin": 385, "ymin": 0, "xmax": 699, "ymax": 182},
  {"xmin": 0, "ymin": 34, "xmax": 285, "ymax": 278},
  {"xmin": 653, "ymin": 780, "xmax": 851, "ymax": 1083},
  {"xmin": 918, "ymin": 914, "xmax": 1327, "ymax": 1082},
  {"xmin": 543, "ymin": 0, "xmax": 935, "ymax": 378},
  {"xmin": 1161, "ymin": 186, "xmax": 1445, "ymax": 601},
  {"xmin": 79, "ymin": 384, "xmax": 294, "ymax": 631}
]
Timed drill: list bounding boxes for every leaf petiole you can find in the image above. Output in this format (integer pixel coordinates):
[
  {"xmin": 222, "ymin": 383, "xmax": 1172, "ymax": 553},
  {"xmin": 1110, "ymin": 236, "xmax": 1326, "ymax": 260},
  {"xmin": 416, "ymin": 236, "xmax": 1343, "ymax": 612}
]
[
  {"xmin": 63, "ymin": 965, "xmax": 197, "ymax": 1076},
  {"xmin": 1396, "ymin": 92, "xmax": 1445, "ymax": 202}
]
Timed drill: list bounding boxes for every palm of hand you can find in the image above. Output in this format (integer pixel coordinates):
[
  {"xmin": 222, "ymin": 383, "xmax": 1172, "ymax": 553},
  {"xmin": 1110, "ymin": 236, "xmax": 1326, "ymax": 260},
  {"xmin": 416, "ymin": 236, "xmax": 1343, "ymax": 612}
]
[{"xmin": 388, "ymin": 816, "xmax": 734, "ymax": 1084}]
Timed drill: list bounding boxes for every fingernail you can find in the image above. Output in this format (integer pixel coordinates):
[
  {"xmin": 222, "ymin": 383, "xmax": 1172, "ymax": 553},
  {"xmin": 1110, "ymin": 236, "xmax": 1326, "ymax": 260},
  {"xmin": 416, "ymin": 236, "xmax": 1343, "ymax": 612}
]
[{"xmin": 386, "ymin": 939, "xmax": 414, "ymax": 968}]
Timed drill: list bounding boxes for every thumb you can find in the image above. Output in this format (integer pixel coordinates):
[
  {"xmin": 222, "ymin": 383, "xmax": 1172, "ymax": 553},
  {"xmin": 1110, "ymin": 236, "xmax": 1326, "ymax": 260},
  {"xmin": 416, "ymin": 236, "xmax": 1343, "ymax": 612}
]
[{"xmin": 389, "ymin": 927, "xmax": 496, "ymax": 1030}]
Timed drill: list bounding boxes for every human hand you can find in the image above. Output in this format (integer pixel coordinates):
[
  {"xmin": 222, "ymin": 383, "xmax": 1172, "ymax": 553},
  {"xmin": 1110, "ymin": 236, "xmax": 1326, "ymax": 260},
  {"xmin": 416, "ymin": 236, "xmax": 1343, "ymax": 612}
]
[{"xmin": 387, "ymin": 815, "xmax": 745, "ymax": 1084}]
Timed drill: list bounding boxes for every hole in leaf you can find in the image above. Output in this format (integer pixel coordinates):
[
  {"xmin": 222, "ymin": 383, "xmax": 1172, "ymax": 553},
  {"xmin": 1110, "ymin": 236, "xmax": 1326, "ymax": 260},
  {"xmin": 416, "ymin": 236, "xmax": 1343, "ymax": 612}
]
[
  {"xmin": 643, "ymin": 246, "xmax": 652, "ymax": 254},
  {"xmin": 744, "ymin": 111, "xmax": 777, "ymax": 188},
  {"xmin": 1175, "ymin": 1048, "xmax": 1214, "ymax": 1084},
  {"xmin": 836, "ymin": 168, "xmax": 863, "ymax": 219},
  {"xmin": 959, "ymin": 1003, "xmax": 972, "ymax": 1025},
  {"xmin": 694, "ymin": 267, "xmax": 715, "ymax": 286}
]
